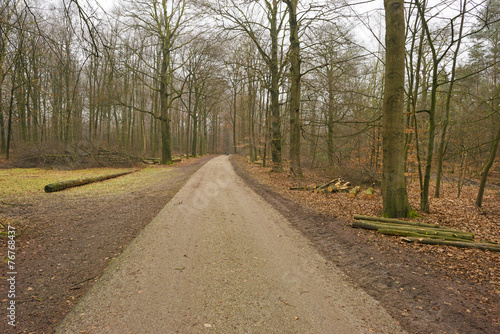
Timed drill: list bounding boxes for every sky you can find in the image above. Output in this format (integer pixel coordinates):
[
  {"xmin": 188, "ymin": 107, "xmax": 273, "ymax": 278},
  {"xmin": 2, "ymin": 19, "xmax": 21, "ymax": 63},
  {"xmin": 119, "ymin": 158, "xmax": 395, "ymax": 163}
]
[
  {"xmin": 91, "ymin": 0, "xmax": 482, "ymax": 54},
  {"xmin": 95, "ymin": 0, "xmax": 117, "ymax": 11}
]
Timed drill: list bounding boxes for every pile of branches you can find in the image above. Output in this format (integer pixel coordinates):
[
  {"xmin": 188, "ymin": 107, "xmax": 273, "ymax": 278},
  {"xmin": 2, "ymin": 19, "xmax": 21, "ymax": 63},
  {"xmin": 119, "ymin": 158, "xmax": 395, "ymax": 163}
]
[
  {"xmin": 289, "ymin": 178, "xmax": 351, "ymax": 193},
  {"xmin": 290, "ymin": 178, "xmax": 375, "ymax": 199},
  {"xmin": 20, "ymin": 147, "xmax": 143, "ymax": 168},
  {"xmin": 352, "ymin": 215, "xmax": 500, "ymax": 252}
]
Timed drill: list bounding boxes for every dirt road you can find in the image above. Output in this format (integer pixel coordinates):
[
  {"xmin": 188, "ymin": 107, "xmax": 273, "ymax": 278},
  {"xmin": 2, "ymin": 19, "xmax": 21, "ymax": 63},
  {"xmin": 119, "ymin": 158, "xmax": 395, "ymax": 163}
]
[{"xmin": 54, "ymin": 156, "xmax": 405, "ymax": 333}]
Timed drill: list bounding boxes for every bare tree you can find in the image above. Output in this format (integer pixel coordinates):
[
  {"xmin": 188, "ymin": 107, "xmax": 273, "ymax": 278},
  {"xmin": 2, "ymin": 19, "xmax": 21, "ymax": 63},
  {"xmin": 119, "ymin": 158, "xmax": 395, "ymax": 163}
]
[
  {"xmin": 382, "ymin": 0, "xmax": 413, "ymax": 217},
  {"xmin": 205, "ymin": 0, "xmax": 286, "ymax": 171}
]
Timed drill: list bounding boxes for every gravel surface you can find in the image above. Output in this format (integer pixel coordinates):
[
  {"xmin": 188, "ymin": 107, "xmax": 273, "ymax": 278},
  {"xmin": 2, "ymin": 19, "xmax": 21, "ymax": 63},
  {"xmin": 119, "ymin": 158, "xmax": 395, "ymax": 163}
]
[{"xmin": 54, "ymin": 156, "xmax": 405, "ymax": 333}]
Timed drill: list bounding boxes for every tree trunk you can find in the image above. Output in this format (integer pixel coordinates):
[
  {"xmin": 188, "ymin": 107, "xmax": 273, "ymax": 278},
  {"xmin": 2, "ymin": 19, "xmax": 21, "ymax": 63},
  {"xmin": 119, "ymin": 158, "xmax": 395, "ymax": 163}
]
[
  {"xmin": 285, "ymin": 0, "xmax": 302, "ymax": 177},
  {"xmin": 327, "ymin": 66, "xmax": 335, "ymax": 166},
  {"xmin": 269, "ymin": 0, "xmax": 282, "ymax": 171},
  {"xmin": 0, "ymin": 84, "xmax": 5, "ymax": 154},
  {"xmin": 160, "ymin": 37, "xmax": 172, "ymax": 164},
  {"xmin": 191, "ymin": 87, "xmax": 199, "ymax": 157},
  {"xmin": 6, "ymin": 75, "xmax": 15, "ymax": 160},
  {"xmin": 402, "ymin": 237, "xmax": 500, "ymax": 252},
  {"xmin": 232, "ymin": 86, "xmax": 238, "ymax": 154},
  {"xmin": 476, "ymin": 122, "xmax": 500, "ymax": 207},
  {"xmin": 382, "ymin": 0, "xmax": 413, "ymax": 217},
  {"xmin": 44, "ymin": 171, "xmax": 134, "ymax": 193},
  {"xmin": 353, "ymin": 215, "xmax": 438, "ymax": 228},
  {"xmin": 0, "ymin": 18, "xmax": 7, "ymax": 153}
]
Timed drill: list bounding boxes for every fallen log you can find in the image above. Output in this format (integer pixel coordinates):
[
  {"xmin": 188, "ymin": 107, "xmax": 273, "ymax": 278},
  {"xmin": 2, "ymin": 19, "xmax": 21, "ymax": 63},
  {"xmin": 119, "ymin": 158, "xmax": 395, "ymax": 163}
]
[
  {"xmin": 402, "ymin": 237, "xmax": 500, "ymax": 252},
  {"xmin": 377, "ymin": 228, "xmax": 474, "ymax": 242},
  {"xmin": 289, "ymin": 186, "xmax": 315, "ymax": 191},
  {"xmin": 143, "ymin": 158, "xmax": 160, "ymax": 164},
  {"xmin": 327, "ymin": 185, "xmax": 338, "ymax": 193},
  {"xmin": 362, "ymin": 187, "xmax": 375, "ymax": 200},
  {"xmin": 44, "ymin": 171, "xmax": 135, "ymax": 193},
  {"xmin": 142, "ymin": 157, "xmax": 181, "ymax": 164},
  {"xmin": 317, "ymin": 178, "xmax": 340, "ymax": 190},
  {"xmin": 348, "ymin": 186, "xmax": 361, "ymax": 198},
  {"xmin": 353, "ymin": 214, "xmax": 439, "ymax": 228},
  {"xmin": 352, "ymin": 220, "xmax": 472, "ymax": 237}
]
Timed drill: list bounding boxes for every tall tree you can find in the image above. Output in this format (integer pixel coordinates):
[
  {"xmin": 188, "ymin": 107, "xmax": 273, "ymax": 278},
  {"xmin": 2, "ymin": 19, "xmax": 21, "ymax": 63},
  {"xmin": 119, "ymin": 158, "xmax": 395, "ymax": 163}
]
[
  {"xmin": 122, "ymin": 0, "xmax": 189, "ymax": 164},
  {"xmin": 382, "ymin": 0, "xmax": 413, "ymax": 217},
  {"xmin": 206, "ymin": 0, "xmax": 286, "ymax": 171},
  {"xmin": 284, "ymin": 0, "xmax": 302, "ymax": 176}
]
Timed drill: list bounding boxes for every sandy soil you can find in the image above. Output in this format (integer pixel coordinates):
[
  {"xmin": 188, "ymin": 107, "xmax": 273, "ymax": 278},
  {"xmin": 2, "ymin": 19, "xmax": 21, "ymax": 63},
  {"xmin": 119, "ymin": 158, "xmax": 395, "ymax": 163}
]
[{"xmin": 54, "ymin": 155, "xmax": 405, "ymax": 333}]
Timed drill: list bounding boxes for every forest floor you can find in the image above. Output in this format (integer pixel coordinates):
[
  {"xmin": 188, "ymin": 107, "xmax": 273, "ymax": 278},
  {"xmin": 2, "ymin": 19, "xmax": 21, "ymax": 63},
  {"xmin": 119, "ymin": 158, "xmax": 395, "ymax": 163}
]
[
  {"xmin": 0, "ymin": 155, "xmax": 214, "ymax": 333},
  {"xmin": 231, "ymin": 155, "xmax": 500, "ymax": 334}
]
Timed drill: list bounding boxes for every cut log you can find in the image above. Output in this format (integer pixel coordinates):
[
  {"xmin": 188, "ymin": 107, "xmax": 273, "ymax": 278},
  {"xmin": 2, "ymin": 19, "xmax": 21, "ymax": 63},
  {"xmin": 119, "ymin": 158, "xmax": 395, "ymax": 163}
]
[
  {"xmin": 289, "ymin": 186, "xmax": 315, "ymax": 191},
  {"xmin": 352, "ymin": 220, "xmax": 474, "ymax": 239},
  {"xmin": 353, "ymin": 214, "xmax": 439, "ymax": 228},
  {"xmin": 362, "ymin": 187, "xmax": 375, "ymax": 200},
  {"xmin": 317, "ymin": 178, "xmax": 340, "ymax": 190},
  {"xmin": 352, "ymin": 219, "xmax": 470, "ymax": 235},
  {"xmin": 402, "ymin": 237, "xmax": 500, "ymax": 252},
  {"xmin": 377, "ymin": 229, "xmax": 473, "ymax": 242},
  {"xmin": 142, "ymin": 158, "xmax": 160, "ymax": 164},
  {"xmin": 348, "ymin": 186, "xmax": 361, "ymax": 198},
  {"xmin": 327, "ymin": 185, "xmax": 339, "ymax": 193},
  {"xmin": 44, "ymin": 171, "xmax": 135, "ymax": 193}
]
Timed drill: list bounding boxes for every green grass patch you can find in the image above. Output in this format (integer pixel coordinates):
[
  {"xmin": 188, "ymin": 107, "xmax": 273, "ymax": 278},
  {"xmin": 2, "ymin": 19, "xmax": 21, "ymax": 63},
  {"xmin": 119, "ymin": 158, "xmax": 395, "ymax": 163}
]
[{"xmin": 0, "ymin": 166, "xmax": 174, "ymax": 201}]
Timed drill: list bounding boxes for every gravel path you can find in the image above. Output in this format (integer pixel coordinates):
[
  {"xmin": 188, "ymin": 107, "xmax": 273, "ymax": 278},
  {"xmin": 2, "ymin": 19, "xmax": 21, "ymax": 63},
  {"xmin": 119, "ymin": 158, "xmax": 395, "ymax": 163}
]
[{"xmin": 54, "ymin": 156, "xmax": 405, "ymax": 333}]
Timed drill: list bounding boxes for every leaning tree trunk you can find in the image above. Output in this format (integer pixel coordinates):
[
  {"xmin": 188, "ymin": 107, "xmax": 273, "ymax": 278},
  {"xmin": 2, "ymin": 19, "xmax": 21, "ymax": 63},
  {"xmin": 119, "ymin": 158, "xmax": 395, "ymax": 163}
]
[
  {"xmin": 476, "ymin": 122, "xmax": 500, "ymax": 207},
  {"xmin": 477, "ymin": 27, "xmax": 500, "ymax": 207},
  {"xmin": 382, "ymin": 0, "xmax": 413, "ymax": 217}
]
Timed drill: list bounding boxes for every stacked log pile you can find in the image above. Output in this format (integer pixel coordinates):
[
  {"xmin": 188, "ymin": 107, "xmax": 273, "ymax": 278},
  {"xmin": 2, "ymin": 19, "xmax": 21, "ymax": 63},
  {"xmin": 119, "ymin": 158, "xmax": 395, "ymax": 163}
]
[{"xmin": 352, "ymin": 215, "xmax": 500, "ymax": 252}]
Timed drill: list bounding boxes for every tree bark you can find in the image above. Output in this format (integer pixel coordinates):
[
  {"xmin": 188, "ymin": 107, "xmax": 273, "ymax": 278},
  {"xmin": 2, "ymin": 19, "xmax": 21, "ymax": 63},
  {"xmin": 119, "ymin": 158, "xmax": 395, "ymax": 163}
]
[
  {"xmin": 476, "ymin": 122, "xmax": 500, "ymax": 207},
  {"xmin": 269, "ymin": 0, "xmax": 282, "ymax": 171},
  {"xmin": 327, "ymin": 66, "xmax": 335, "ymax": 166},
  {"xmin": 382, "ymin": 0, "xmax": 413, "ymax": 217},
  {"xmin": 352, "ymin": 220, "xmax": 474, "ymax": 240},
  {"xmin": 285, "ymin": 0, "xmax": 302, "ymax": 177},
  {"xmin": 403, "ymin": 237, "xmax": 500, "ymax": 252},
  {"xmin": 353, "ymin": 214, "xmax": 439, "ymax": 228},
  {"xmin": 44, "ymin": 171, "xmax": 134, "ymax": 193},
  {"xmin": 159, "ymin": 0, "xmax": 176, "ymax": 165}
]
